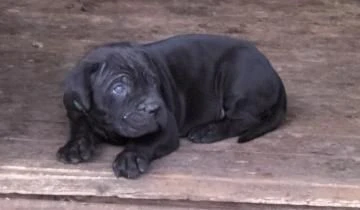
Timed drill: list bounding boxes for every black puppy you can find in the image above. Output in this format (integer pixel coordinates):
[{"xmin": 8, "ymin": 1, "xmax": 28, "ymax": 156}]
[{"xmin": 57, "ymin": 34, "xmax": 287, "ymax": 179}]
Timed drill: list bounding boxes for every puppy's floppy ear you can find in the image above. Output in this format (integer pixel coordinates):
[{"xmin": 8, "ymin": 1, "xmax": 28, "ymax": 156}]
[{"xmin": 63, "ymin": 61, "xmax": 107, "ymax": 111}]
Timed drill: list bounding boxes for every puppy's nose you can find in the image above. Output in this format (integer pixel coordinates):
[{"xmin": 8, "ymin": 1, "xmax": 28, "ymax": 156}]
[{"xmin": 137, "ymin": 99, "xmax": 160, "ymax": 115}]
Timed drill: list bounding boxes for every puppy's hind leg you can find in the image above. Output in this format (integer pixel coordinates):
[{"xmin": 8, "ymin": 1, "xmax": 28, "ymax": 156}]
[
  {"xmin": 189, "ymin": 46, "xmax": 286, "ymax": 144},
  {"xmin": 237, "ymin": 84, "xmax": 287, "ymax": 143},
  {"xmin": 189, "ymin": 85, "xmax": 286, "ymax": 144},
  {"xmin": 187, "ymin": 112, "xmax": 260, "ymax": 144}
]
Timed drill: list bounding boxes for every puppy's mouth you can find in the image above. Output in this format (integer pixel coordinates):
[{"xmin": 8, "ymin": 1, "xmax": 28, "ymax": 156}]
[
  {"xmin": 117, "ymin": 124, "xmax": 159, "ymax": 138},
  {"xmin": 120, "ymin": 125, "xmax": 142, "ymax": 138},
  {"xmin": 114, "ymin": 115, "xmax": 159, "ymax": 138}
]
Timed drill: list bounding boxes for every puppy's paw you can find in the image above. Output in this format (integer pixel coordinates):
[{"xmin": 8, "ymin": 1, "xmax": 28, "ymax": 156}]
[
  {"xmin": 188, "ymin": 124, "xmax": 223, "ymax": 144},
  {"xmin": 56, "ymin": 138, "xmax": 94, "ymax": 164},
  {"xmin": 112, "ymin": 151, "xmax": 150, "ymax": 179}
]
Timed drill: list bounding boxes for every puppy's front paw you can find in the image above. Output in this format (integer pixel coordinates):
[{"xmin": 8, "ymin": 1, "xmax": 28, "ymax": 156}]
[
  {"xmin": 112, "ymin": 151, "xmax": 150, "ymax": 179},
  {"xmin": 56, "ymin": 138, "xmax": 94, "ymax": 164}
]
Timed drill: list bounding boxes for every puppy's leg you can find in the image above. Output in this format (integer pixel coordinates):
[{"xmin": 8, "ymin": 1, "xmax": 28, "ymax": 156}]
[
  {"xmin": 188, "ymin": 94, "xmax": 285, "ymax": 144},
  {"xmin": 189, "ymin": 46, "xmax": 286, "ymax": 144},
  {"xmin": 57, "ymin": 119, "xmax": 98, "ymax": 164},
  {"xmin": 188, "ymin": 112, "xmax": 260, "ymax": 143},
  {"xmin": 112, "ymin": 112, "xmax": 179, "ymax": 179}
]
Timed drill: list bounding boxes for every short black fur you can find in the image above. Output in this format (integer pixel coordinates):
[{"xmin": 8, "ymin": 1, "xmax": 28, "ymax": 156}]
[{"xmin": 57, "ymin": 34, "xmax": 287, "ymax": 179}]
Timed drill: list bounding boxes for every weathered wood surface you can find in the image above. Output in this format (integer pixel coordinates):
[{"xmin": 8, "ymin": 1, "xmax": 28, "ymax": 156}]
[
  {"xmin": 0, "ymin": 0, "xmax": 360, "ymax": 208},
  {"xmin": 0, "ymin": 198, "xmax": 351, "ymax": 210}
]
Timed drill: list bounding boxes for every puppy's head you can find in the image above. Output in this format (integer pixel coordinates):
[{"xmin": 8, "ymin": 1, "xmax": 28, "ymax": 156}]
[{"xmin": 64, "ymin": 46, "xmax": 166, "ymax": 138}]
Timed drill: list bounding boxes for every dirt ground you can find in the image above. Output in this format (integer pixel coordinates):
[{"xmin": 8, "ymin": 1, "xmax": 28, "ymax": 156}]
[{"xmin": 1, "ymin": 0, "xmax": 360, "ymax": 209}]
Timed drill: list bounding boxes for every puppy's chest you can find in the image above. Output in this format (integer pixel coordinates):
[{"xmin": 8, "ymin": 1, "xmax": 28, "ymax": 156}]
[
  {"xmin": 85, "ymin": 114, "xmax": 123, "ymax": 143},
  {"xmin": 91, "ymin": 123, "xmax": 126, "ymax": 144}
]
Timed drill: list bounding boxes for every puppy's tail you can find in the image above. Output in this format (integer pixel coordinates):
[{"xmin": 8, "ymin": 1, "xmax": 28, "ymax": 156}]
[{"xmin": 237, "ymin": 82, "xmax": 287, "ymax": 143}]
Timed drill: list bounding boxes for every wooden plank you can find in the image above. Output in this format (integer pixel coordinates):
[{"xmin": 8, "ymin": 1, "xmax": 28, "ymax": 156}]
[
  {"xmin": 1, "ymin": 134, "xmax": 360, "ymax": 208},
  {"xmin": 0, "ymin": 198, "xmax": 209, "ymax": 210},
  {"xmin": 0, "ymin": 198, "xmax": 352, "ymax": 210}
]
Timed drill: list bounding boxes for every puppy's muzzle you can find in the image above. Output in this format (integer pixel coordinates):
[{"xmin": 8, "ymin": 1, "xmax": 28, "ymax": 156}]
[
  {"xmin": 136, "ymin": 98, "xmax": 161, "ymax": 116},
  {"xmin": 122, "ymin": 97, "xmax": 161, "ymax": 127}
]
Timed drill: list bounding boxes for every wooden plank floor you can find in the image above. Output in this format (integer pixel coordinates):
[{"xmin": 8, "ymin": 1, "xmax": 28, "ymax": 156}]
[
  {"xmin": 1, "ymin": 0, "xmax": 360, "ymax": 209},
  {"xmin": 0, "ymin": 197, "xmax": 350, "ymax": 210}
]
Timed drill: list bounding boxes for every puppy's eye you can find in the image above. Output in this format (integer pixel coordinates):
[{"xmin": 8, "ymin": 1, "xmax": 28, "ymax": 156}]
[
  {"xmin": 112, "ymin": 84, "xmax": 128, "ymax": 96},
  {"xmin": 73, "ymin": 100, "xmax": 83, "ymax": 111}
]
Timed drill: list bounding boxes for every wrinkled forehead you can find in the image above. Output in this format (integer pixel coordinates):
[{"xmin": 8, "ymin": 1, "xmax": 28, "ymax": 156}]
[
  {"xmin": 104, "ymin": 51, "xmax": 155, "ymax": 76},
  {"xmin": 89, "ymin": 53, "xmax": 158, "ymax": 105},
  {"xmin": 90, "ymin": 59, "xmax": 150, "ymax": 90}
]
